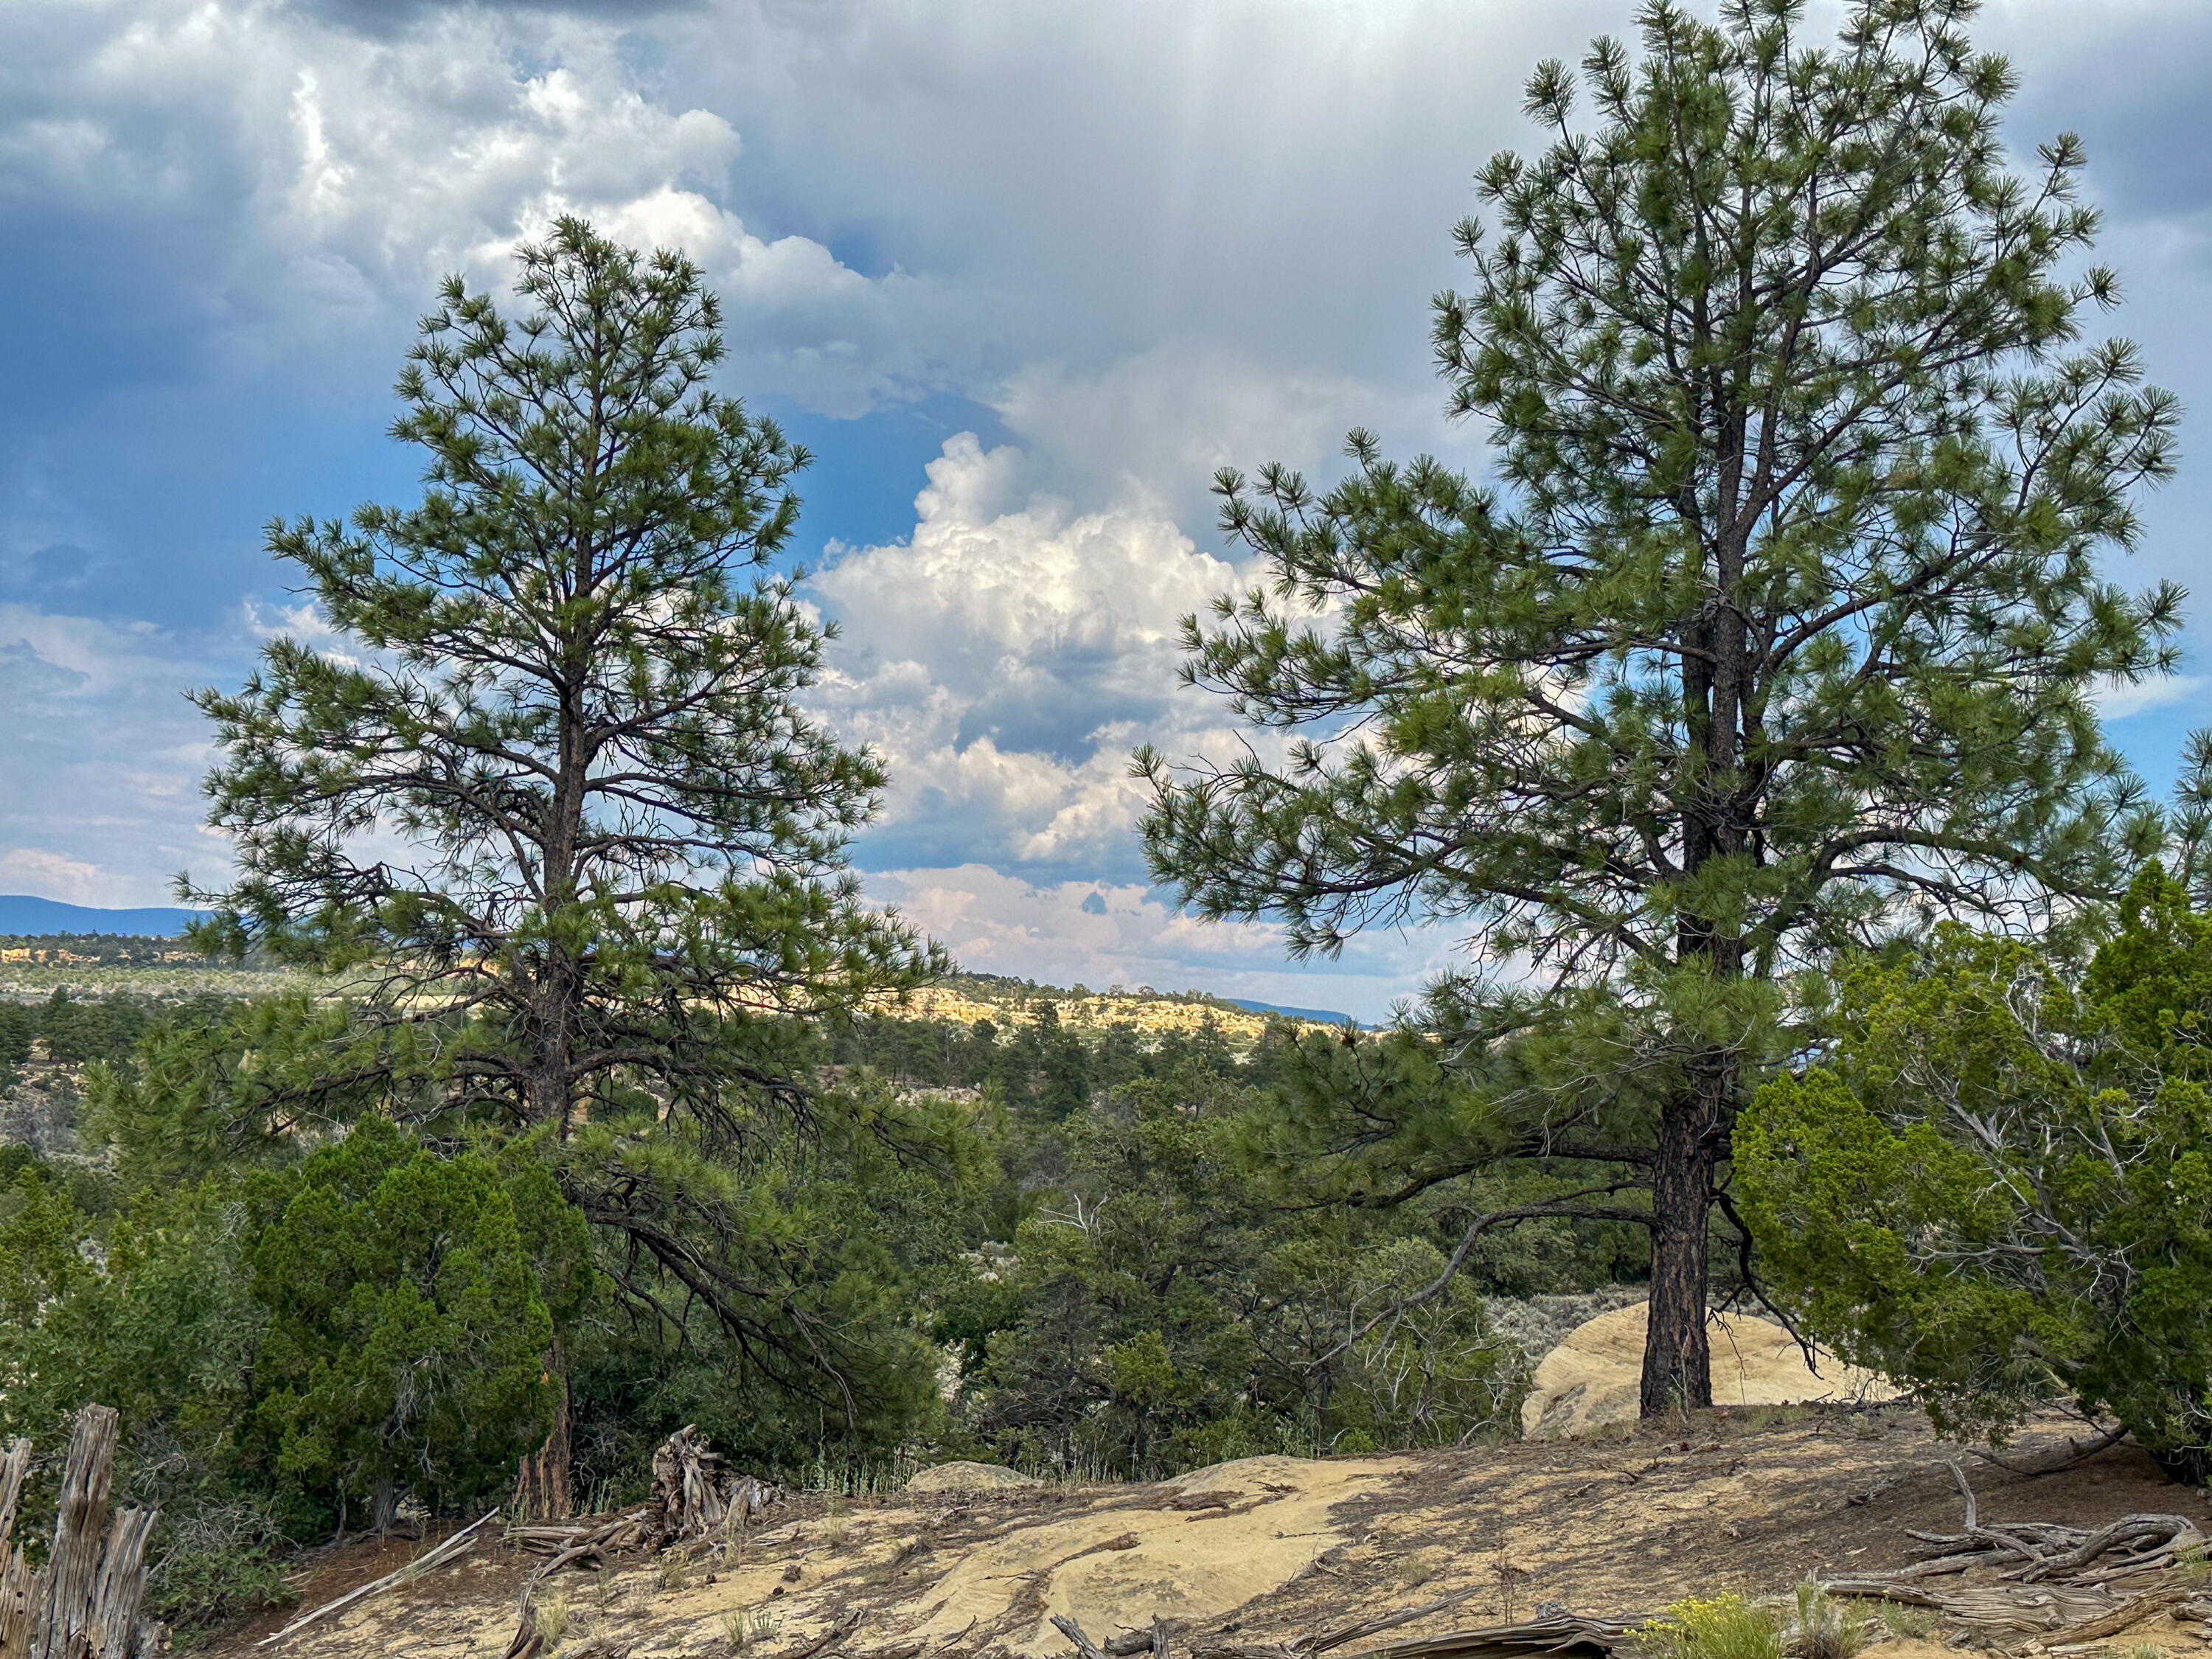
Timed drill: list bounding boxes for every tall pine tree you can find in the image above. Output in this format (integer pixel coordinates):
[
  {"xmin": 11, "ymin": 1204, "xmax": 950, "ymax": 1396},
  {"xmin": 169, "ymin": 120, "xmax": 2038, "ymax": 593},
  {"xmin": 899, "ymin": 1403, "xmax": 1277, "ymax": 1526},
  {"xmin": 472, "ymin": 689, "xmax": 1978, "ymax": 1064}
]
[
  {"xmin": 1140, "ymin": 0, "xmax": 2180, "ymax": 1414},
  {"xmin": 184, "ymin": 220, "xmax": 939, "ymax": 1488}
]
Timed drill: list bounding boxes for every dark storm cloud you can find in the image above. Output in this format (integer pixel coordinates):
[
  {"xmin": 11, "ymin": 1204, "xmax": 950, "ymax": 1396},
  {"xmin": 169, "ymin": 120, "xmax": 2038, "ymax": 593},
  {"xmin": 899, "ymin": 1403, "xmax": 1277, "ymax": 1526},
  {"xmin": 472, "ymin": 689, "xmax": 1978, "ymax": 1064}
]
[{"xmin": 1, "ymin": 0, "xmax": 2208, "ymax": 1003}]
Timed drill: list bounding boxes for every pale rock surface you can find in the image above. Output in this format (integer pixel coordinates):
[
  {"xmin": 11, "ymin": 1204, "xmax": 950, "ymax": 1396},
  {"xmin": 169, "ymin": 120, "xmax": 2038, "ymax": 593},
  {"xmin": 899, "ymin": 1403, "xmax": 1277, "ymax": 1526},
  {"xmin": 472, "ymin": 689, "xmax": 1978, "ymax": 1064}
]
[
  {"xmin": 905, "ymin": 1460, "xmax": 1044, "ymax": 1493},
  {"xmin": 1520, "ymin": 1301, "xmax": 1895, "ymax": 1439}
]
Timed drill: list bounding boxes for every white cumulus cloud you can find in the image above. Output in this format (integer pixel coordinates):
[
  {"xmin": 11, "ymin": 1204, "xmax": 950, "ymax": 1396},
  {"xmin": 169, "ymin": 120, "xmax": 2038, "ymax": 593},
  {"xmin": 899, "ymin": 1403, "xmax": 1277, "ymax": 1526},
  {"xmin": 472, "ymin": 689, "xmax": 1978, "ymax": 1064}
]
[
  {"xmin": 810, "ymin": 432, "xmax": 1259, "ymax": 876},
  {"xmin": 0, "ymin": 0, "xmax": 923, "ymax": 408}
]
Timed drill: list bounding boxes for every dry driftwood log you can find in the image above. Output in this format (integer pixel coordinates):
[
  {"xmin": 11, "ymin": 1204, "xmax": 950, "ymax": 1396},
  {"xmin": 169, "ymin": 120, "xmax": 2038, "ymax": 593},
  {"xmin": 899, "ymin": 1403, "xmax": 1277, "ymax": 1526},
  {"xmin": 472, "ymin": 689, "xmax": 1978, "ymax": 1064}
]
[
  {"xmin": 507, "ymin": 1506, "xmax": 657, "ymax": 1560},
  {"xmin": 1340, "ymin": 1606, "xmax": 1640, "ymax": 1659},
  {"xmin": 1820, "ymin": 1460, "xmax": 2210, "ymax": 1647},
  {"xmin": 1180, "ymin": 1587, "xmax": 1498, "ymax": 1659},
  {"xmin": 1823, "ymin": 1462, "xmax": 2205, "ymax": 1585},
  {"xmin": 1066, "ymin": 1591, "xmax": 1641, "ymax": 1659}
]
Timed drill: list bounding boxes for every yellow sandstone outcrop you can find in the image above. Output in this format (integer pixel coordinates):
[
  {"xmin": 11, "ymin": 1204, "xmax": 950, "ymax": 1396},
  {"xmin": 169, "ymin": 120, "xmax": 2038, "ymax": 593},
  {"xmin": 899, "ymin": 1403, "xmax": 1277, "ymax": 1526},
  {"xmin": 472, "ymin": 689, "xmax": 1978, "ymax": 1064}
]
[{"xmin": 1519, "ymin": 1301, "xmax": 1896, "ymax": 1439}]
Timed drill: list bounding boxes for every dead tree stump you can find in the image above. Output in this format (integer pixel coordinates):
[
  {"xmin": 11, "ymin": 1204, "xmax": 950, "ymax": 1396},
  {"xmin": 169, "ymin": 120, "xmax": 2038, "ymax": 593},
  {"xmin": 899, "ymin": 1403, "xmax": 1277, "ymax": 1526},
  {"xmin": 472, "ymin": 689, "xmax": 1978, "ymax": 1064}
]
[
  {"xmin": 0, "ymin": 1406, "xmax": 161, "ymax": 1659},
  {"xmin": 650, "ymin": 1425, "xmax": 776, "ymax": 1545}
]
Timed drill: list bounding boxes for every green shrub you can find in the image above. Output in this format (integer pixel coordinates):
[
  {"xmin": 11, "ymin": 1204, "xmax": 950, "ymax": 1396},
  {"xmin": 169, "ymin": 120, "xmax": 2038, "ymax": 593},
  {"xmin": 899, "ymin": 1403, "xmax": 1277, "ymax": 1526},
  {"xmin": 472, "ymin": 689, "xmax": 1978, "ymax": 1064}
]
[
  {"xmin": 1739, "ymin": 869, "xmax": 2212, "ymax": 1476},
  {"xmin": 147, "ymin": 1498, "xmax": 296, "ymax": 1635},
  {"xmin": 1642, "ymin": 1596, "xmax": 1781, "ymax": 1659},
  {"xmin": 246, "ymin": 1116, "xmax": 576, "ymax": 1527}
]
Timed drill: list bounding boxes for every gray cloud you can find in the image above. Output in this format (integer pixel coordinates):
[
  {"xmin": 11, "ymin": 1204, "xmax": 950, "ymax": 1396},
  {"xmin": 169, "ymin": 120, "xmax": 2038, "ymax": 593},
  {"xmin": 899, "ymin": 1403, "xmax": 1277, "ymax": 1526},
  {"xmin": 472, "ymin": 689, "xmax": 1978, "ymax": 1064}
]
[
  {"xmin": 0, "ymin": 606, "xmax": 229, "ymax": 908},
  {"xmin": 288, "ymin": 0, "xmax": 706, "ymax": 42},
  {"xmin": 4, "ymin": 0, "xmax": 2211, "ymax": 998}
]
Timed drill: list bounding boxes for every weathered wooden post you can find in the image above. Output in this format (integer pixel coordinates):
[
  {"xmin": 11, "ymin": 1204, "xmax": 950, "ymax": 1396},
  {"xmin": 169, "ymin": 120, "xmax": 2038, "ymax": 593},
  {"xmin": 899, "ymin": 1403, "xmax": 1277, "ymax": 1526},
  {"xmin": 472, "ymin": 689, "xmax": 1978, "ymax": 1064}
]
[
  {"xmin": 0, "ymin": 1439, "xmax": 36, "ymax": 1657},
  {"xmin": 0, "ymin": 1405, "xmax": 161, "ymax": 1659}
]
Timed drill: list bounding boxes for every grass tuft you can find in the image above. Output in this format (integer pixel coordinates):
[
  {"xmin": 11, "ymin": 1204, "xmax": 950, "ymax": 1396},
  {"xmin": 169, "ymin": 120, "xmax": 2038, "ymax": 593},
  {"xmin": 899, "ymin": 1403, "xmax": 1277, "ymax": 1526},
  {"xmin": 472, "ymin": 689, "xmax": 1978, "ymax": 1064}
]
[
  {"xmin": 1874, "ymin": 1603, "xmax": 1935, "ymax": 1641},
  {"xmin": 1787, "ymin": 1584, "xmax": 1874, "ymax": 1659},
  {"xmin": 535, "ymin": 1590, "xmax": 572, "ymax": 1650},
  {"xmin": 721, "ymin": 1604, "xmax": 783, "ymax": 1654}
]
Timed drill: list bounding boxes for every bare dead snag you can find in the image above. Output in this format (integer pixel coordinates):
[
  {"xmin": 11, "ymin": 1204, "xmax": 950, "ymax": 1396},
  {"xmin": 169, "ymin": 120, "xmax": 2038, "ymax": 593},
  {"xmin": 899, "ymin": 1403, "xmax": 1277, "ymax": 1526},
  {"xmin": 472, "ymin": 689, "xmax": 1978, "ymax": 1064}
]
[
  {"xmin": 0, "ymin": 1439, "xmax": 34, "ymax": 1659},
  {"xmin": 33, "ymin": 1404, "xmax": 122, "ymax": 1659},
  {"xmin": 0, "ymin": 1407, "xmax": 164, "ymax": 1659},
  {"xmin": 88, "ymin": 1506, "xmax": 158, "ymax": 1659},
  {"xmin": 0, "ymin": 1445, "xmax": 31, "ymax": 1551},
  {"xmin": 650, "ymin": 1425, "xmax": 778, "ymax": 1546},
  {"xmin": 513, "ymin": 1371, "xmax": 574, "ymax": 1523}
]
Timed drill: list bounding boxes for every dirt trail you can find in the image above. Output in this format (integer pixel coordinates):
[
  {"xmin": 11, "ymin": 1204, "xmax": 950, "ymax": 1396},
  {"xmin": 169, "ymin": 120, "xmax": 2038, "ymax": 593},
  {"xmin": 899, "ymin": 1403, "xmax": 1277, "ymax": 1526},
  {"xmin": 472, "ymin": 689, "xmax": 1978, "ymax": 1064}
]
[{"xmin": 212, "ymin": 1408, "xmax": 2212, "ymax": 1659}]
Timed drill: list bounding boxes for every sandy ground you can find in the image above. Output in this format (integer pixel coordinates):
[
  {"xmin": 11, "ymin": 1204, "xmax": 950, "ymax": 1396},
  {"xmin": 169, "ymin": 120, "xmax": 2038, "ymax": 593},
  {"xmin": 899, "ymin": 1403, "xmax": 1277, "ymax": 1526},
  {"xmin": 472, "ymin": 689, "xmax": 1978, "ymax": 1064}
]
[{"xmin": 210, "ymin": 1407, "xmax": 2212, "ymax": 1659}]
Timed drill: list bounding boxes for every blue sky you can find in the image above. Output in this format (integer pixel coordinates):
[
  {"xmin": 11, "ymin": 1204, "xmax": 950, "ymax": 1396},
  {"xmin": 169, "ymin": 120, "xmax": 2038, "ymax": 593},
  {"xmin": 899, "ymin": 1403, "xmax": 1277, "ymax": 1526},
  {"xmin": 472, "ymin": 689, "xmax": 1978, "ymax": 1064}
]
[{"xmin": 2, "ymin": 0, "xmax": 2209, "ymax": 1021}]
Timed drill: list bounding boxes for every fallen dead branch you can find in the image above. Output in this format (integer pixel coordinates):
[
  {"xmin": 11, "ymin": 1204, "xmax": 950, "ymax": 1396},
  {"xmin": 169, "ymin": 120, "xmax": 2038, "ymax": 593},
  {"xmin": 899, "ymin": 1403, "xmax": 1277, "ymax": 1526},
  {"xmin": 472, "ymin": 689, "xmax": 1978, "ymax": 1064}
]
[
  {"xmin": 507, "ymin": 1505, "xmax": 657, "ymax": 1560},
  {"xmin": 1819, "ymin": 1458, "xmax": 2210, "ymax": 1645},
  {"xmin": 1961, "ymin": 1425, "xmax": 2130, "ymax": 1478},
  {"xmin": 1105, "ymin": 1619, "xmax": 1172, "ymax": 1658},
  {"xmin": 501, "ymin": 1425, "xmax": 781, "ymax": 1659},
  {"xmin": 1062, "ymin": 1596, "xmax": 1640, "ymax": 1659},
  {"xmin": 2036, "ymin": 1581, "xmax": 2192, "ymax": 1647},
  {"xmin": 1821, "ymin": 1581, "xmax": 2132, "ymax": 1636},
  {"xmin": 1833, "ymin": 1464, "xmax": 2203, "ymax": 1587},
  {"xmin": 1350, "ymin": 1607, "xmax": 1642, "ymax": 1659},
  {"xmin": 258, "ymin": 1509, "xmax": 499, "ymax": 1648},
  {"xmin": 780, "ymin": 1607, "xmax": 865, "ymax": 1659}
]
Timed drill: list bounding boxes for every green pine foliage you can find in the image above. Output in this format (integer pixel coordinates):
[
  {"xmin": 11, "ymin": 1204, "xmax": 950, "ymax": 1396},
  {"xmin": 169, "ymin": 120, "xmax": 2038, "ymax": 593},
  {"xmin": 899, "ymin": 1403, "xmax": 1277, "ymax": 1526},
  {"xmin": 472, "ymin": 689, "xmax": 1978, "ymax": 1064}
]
[
  {"xmin": 942, "ymin": 1068, "xmax": 1526, "ymax": 1478},
  {"xmin": 1138, "ymin": 0, "xmax": 2180, "ymax": 1416},
  {"xmin": 173, "ymin": 218, "xmax": 939, "ymax": 1382},
  {"xmin": 1738, "ymin": 867, "xmax": 2212, "ymax": 1477}
]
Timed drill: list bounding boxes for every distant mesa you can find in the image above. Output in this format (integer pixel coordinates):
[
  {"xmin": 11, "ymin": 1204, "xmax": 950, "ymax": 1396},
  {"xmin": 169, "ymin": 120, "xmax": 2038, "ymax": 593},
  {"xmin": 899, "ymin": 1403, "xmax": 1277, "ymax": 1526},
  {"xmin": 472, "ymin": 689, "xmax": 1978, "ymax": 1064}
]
[
  {"xmin": 1220, "ymin": 995, "xmax": 1361, "ymax": 1026},
  {"xmin": 0, "ymin": 896, "xmax": 206, "ymax": 938}
]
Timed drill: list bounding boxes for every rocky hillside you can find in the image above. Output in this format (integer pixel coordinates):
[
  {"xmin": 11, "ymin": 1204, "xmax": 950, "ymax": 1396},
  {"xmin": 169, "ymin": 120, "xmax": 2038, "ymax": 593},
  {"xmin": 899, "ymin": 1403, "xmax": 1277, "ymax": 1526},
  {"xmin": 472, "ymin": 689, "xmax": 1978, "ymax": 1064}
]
[{"xmin": 209, "ymin": 1406, "xmax": 2203, "ymax": 1659}]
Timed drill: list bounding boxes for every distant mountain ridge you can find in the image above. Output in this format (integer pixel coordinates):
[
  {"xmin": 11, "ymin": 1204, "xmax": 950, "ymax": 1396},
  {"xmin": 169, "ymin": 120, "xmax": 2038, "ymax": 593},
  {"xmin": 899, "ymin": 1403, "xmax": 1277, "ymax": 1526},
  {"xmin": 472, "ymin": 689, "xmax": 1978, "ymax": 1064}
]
[
  {"xmin": 1220, "ymin": 995, "xmax": 1363, "ymax": 1027},
  {"xmin": 0, "ymin": 902, "xmax": 1381, "ymax": 1023},
  {"xmin": 0, "ymin": 896, "xmax": 205, "ymax": 938}
]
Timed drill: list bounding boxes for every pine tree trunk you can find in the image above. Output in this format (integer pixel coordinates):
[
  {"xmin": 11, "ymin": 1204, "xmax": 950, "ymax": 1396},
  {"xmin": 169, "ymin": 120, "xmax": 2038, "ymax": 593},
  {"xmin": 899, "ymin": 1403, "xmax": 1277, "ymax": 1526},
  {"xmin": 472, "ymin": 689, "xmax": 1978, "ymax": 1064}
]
[
  {"xmin": 369, "ymin": 1478, "xmax": 400, "ymax": 1537},
  {"xmin": 1638, "ymin": 1079, "xmax": 1719, "ymax": 1417},
  {"xmin": 513, "ymin": 1365, "xmax": 573, "ymax": 1522}
]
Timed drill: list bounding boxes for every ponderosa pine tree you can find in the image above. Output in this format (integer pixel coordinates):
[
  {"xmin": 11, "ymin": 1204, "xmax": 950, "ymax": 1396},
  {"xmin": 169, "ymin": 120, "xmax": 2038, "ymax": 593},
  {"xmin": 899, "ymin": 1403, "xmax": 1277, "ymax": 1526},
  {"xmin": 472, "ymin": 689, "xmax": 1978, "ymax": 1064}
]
[
  {"xmin": 1138, "ymin": 0, "xmax": 2180, "ymax": 1415},
  {"xmin": 181, "ymin": 220, "xmax": 939, "ymax": 1492}
]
